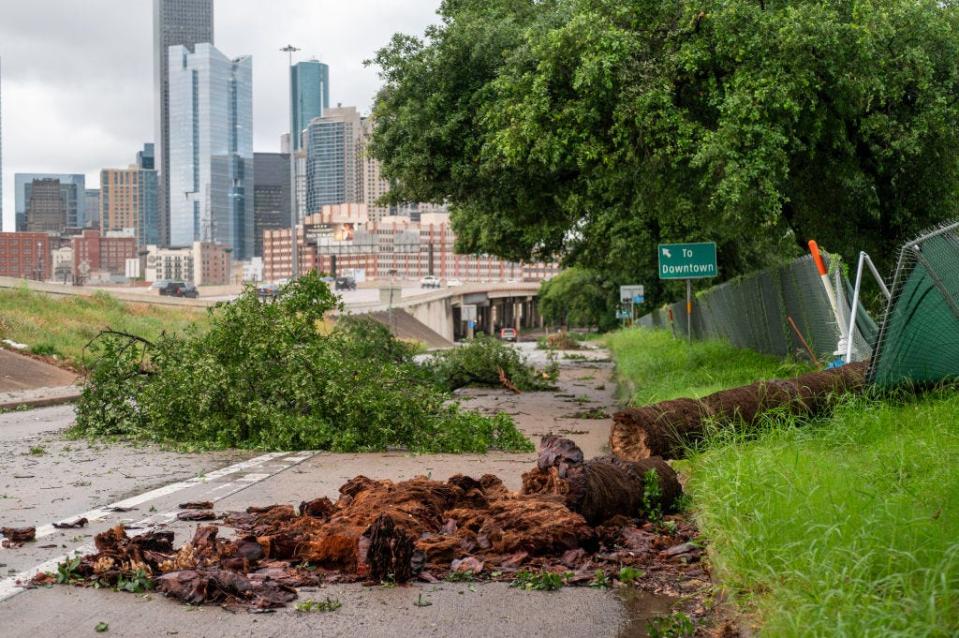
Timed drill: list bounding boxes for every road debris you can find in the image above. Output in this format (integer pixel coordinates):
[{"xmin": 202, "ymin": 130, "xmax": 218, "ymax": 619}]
[
  {"xmin": 41, "ymin": 438, "xmax": 706, "ymax": 610},
  {"xmin": 1, "ymin": 526, "xmax": 36, "ymax": 547},
  {"xmin": 53, "ymin": 518, "xmax": 89, "ymax": 529},
  {"xmin": 178, "ymin": 501, "xmax": 214, "ymax": 510}
]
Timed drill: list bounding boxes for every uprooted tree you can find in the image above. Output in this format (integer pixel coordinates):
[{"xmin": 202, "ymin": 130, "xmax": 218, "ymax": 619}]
[{"xmin": 72, "ymin": 272, "xmax": 532, "ymax": 453}]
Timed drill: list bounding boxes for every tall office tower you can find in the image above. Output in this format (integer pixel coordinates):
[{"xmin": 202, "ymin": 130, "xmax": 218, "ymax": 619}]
[
  {"xmin": 84, "ymin": 189, "xmax": 100, "ymax": 228},
  {"xmin": 360, "ymin": 117, "xmax": 395, "ymax": 223},
  {"xmin": 253, "ymin": 152, "xmax": 291, "ymax": 257},
  {"xmin": 168, "ymin": 44, "xmax": 254, "ymax": 260},
  {"xmin": 291, "ymin": 60, "xmax": 330, "ymax": 152},
  {"xmin": 15, "ymin": 174, "xmax": 86, "ymax": 230},
  {"xmin": 153, "ymin": 0, "xmax": 214, "ymax": 247},
  {"xmin": 305, "ymin": 106, "xmax": 364, "ymax": 214},
  {"xmin": 100, "ymin": 144, "xmax": 160, "ymax": 247},
  {"xmin": 25, "ymin": 179, "xmax": 66, "ymax": 233}
]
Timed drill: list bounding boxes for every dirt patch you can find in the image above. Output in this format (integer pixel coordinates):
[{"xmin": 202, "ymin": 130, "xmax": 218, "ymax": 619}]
[{"xmin": 611, "ymin": 363, "xmax": 868, "ymax": 460}]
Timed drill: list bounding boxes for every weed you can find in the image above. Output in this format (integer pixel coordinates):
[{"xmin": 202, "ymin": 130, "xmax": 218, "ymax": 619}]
[
  {"xmin": 30, "ymin": 342, "xmax": 62, "ymax": 358},
  {"xmin": 115, "ymin": 569, "xmax": 153, "ymax": 593},
  {"xmin": 588, "ymin": 570, "xmax": 610, "ymax": 589},
  {"xmin": 28, "ymin": 445, "xmax": 45, "ymax": 456},
  {"xmin": 296, "ymin": 597, "xmax": 342, "ymax": 613},
  {"xmin": 55, "ymin": 557, "xmax": 83, "ymax": 584},
  {"xmin": 413, "ymin": 593, "xmax": 432, "ymax": 607},
  {"xmin": 617, "ymin": 566, "xmax": 645, "ymax": 585},
  {"xmin": 510, "ymin": 570, "xmax": 571, "ymax": 591},
  {"xmin": 642, "ymin": 469, "xmax": 663, "ymax": 523},
  {"xmin": 646, "ymin": 611, "xmax": 695, "ymax": 638},
  {"xmin": 445, "ymin": 571, "xmax": 476, "ymax": 583},
  {"xmin": 94, "ymin": 622, "xmax": 109, "ymax": 633}
]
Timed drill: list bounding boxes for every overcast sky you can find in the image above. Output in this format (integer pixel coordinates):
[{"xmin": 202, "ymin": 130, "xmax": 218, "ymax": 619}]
[{"xmin": 0, "ymin": 0, "xmax": 441, "ymax": 230}]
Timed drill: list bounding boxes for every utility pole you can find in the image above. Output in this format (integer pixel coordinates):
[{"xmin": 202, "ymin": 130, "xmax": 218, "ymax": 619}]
[{"xmin": 281, "ymin": 44, "xmax": 301, "ymax": 280}]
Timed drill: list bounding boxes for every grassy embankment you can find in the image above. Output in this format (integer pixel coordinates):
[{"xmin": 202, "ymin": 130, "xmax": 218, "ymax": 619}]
[
  {"xmin": 0, "ymin": 287, "xmax": 209, "ymax": 369},
  {"xmin": 608, "ymin": 328, "xmax": 959, "ymax": 637}
]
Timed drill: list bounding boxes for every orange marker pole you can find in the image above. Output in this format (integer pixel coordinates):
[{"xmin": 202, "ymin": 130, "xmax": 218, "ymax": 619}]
[
  {"xmin": 808, "ymin": 240, "xmax": 846, "ymax": 356},
  {"xmin": 686, "ymin": 279, "xmax": 693, "ymax": 343}
]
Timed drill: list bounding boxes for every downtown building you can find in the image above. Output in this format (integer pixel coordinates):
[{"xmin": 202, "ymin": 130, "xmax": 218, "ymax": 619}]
[
  {"xmin": 0, "ymin": 232, "xmax": 51, "ymax": 280},
  {"xmin": 167, "ymin": 43, "xmax": 254, "ymax": 260},
  {"xmin": 154, "ymin": 0, "xmax": 214, "ymax": 247},
  {"xmin": 253, "ymin": 152, "xmax": 291, "ymax": 257},
  {"xmin": 15, "ymin": 174, "xmax": 87, "ymax": 232},
  {"xmin": 71, "ymin": 229, "xmax": 138, "ymax": 282},
  {"xmin": 305, "ymin": 106, "xmax": 364, "ymax": 215},
  {"xmin": 262, "ymin": 204, "xmax": 558, "ymax": 283},
  {"xmin": 100, "ymin": 144, "xmax": 160, "ymax": 247}
]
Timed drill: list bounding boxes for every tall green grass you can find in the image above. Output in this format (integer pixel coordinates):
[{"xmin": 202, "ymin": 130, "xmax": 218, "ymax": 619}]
[
  {"xmin": 689, "ymin": 392, "xmax": 959, "ymax": 636},
  {"xmin": 605, "ymin": 327, "xmax": 810, "ymax": 405},
  {"xmin": 607, "ymin": 328, "xmax": 959, "ymax": 635},
  {"xmin": 0, "ymin": 287, "xmax": 208, "ymax": 368}
]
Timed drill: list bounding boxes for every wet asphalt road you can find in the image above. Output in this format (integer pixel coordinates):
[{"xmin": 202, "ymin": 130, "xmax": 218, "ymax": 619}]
[{"xmin": 0, "ymin": 349, "xmax": 671, "ymax": 637}]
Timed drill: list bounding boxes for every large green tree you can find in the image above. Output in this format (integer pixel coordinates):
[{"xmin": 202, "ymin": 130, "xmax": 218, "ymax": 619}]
[{"xmin": 369, "ymin": 0, "xmax": 959, "ymax": 307}]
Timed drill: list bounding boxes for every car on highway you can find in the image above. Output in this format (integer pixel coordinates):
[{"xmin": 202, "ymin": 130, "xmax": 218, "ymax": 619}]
[
  {"xmin": 158, "ymin": 281, "xmax": 199, "ymax": 299},
  {"xmin": 335, "ymin": 276, "xmax": 357, "ymax": 291},
  {"xmin": 499, "ymin": 327, "xmax": 517, "ymax": 342},
  {"xmin": 257, "ymin": 283, "xmax": 280, "ymax": 300},
  {"xmin": 420, "ymin": 275, "xmax": 441, "ymax": 289}
]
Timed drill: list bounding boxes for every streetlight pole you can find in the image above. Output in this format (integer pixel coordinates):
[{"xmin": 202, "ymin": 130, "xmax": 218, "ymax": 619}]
[{"xmin": 281, "ymin": 44, "xmax": 301, "ymax": 280}]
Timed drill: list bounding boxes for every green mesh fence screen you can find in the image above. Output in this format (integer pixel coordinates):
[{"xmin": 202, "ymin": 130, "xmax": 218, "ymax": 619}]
[
  {"xmin": 639, "ymin": 254, "xmax": 875, "ymax": 360},
  {"xmin": 869, "ymin": 222, "xmax": 959, "ymax": 388}
]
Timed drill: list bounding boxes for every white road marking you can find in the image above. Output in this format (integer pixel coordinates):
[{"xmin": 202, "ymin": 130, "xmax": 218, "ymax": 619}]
[
  {"xmin": 0, "ymin": 450, "xmax": 316, "ymax": 603},
  {"xmin": 3, "ymin": 452, "xmax": 294, "ymax": 545}
]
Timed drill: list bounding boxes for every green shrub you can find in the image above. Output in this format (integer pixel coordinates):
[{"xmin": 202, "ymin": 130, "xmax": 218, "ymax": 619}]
[
  {"xmin": 427, "ymin": 336, "xmax": 557, "ymax": 391},
  {"xmin": 71, "ymin": 273, "xmax": 532, "ymax": 454}
]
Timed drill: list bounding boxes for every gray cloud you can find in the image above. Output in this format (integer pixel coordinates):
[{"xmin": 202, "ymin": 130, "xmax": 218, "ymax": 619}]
[{"xmin": 1, "ymin": 0, "xmax": 440, "ymax": 229}]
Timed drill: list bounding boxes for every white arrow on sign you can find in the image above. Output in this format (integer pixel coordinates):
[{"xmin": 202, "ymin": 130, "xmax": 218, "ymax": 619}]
[{"xmin": 662, "ymin": 248, "xmax": 672, "ymax": 258}]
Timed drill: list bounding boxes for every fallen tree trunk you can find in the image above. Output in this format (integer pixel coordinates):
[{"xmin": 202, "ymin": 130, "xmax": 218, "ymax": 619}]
[{"xmin": 611, "ymin": 362, "xmax": 869, "ymax": 461}]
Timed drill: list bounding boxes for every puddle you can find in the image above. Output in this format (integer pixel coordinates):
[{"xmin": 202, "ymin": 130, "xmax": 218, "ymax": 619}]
[{"xmin": 616, "ymin": 589, "xmax": 678, "ymax": 638}]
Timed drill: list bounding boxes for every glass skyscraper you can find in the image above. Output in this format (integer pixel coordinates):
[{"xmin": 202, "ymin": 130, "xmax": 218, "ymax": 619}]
[
  {"xmin": 168, "ymin": 43, "xmax": 254, "ymax": 260},
  {"xmin": 153, "ymin": 0, "xmax": 214, "ymax": 247},
  {"xmin": 291, "ymin": 60, "xmax": 330, "ymax": 151},
  {"xmin": 305, "ymin": 107, "xmax": 363, "ymax": 214}
]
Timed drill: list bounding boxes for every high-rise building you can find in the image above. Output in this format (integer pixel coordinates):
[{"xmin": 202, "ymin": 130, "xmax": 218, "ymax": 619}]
[
  {"xmin": 153, "ymin": 0, "xmax": 214, "ymax": 248},
  {"xmin": 168, "ymin": 43, "xmax": 254, "ymax": 260},
  {"xmin": 305, "ymin": 106, "xmax": 363, "ymax": 214},
  {"xmin": 100, "ymin": 144, "xmax": 160, "ymax": 247},
  {"xmin": 253, "ymin": 152, "xmax": 291, "ymax": 257},
  {"xmin": 361, "ymin": 117, "xmax": 394, "ymax": 222},
  {"xmin": 291, "ymin": 60, "xmax": 330, "ymax": 152},
  {"xmin": 15, "ymin": 174, "xmax": 86, "ymax": 230},
  {"xmin": 25, "ymin": 179, "xmax": 66, "ymax": 233},
  {"xmin": 84, "ymin": 189, "xmax": 100, "ymax": 229}
]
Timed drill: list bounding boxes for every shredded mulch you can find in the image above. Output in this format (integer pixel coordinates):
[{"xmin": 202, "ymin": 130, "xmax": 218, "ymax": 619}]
[
  {"xmin": 40, "ymin": 437, "xmax": 710, "ymax": 611},
  {"xmin": 611, "ymin": 362, "xmax": 869, "ymax": 460}
]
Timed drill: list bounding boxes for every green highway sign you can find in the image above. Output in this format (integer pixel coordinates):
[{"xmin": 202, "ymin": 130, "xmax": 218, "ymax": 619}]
[{"xmin": 658, "ymin": 242, "xmax": 718, "ymax": 280}]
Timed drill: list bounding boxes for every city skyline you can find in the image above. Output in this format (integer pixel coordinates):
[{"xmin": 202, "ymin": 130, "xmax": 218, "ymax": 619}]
[{"xmin": 0, "ymin": 0, "xmax": 442, "ymax": 231}]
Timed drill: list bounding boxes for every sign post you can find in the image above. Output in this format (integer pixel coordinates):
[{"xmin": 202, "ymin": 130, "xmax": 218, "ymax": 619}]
[
  {"xmin": 619, "ymin": 285, "xmax": 645, "ymax": 327},
  {"xmin": 658, "ymin": 242, "xmax": 718, "ymax": 342}
]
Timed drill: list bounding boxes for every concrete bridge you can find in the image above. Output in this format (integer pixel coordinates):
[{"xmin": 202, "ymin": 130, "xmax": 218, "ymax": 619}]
[{"xmin": 342, "ymin": 282, "xmax": 543, "ymax": 343}]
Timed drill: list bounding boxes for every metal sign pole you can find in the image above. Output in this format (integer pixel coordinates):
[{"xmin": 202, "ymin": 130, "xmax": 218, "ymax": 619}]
[{"xmin": 686, "ymin": 279, "xmax": 692, "ymax": 343}]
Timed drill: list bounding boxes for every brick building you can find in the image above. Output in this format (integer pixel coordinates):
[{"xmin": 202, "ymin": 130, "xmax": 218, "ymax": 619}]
[
  {"xmin": 0, "ymin": 232, "xmax": 51, "ymax": 279},
  {"xmin": 71, "ymin": 229, "xmax": 138, "ymax": 279}
]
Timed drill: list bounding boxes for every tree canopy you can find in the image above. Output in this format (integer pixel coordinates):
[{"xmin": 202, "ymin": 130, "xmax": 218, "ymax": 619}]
[{"xmin": 369, "ymin": 0, "xmax": 959, "ymax": 308}]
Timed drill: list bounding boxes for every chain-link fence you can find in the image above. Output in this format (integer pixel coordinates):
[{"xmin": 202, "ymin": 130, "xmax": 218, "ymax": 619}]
[
  {"xmin": 869, "ymin": 222, "xmax": 959, "ymax": 387},
  {"xmin": 639, "ymin": 254, "xmax": 875, "ymax": 360}
]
